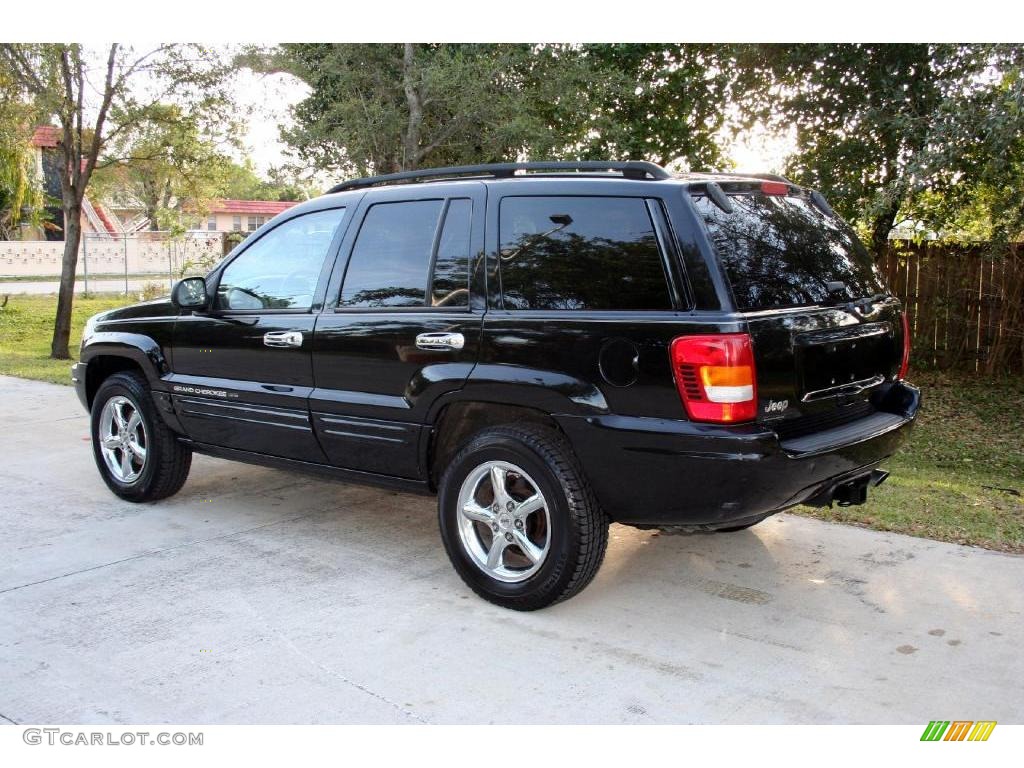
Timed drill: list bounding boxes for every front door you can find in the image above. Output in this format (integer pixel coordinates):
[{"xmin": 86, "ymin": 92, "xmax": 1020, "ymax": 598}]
[
  {"xmin": 311, "ymin": 184, "xmax": 485, "ymax": 478},
  {"xmin": 171, "ymin": 206, "xmax": 350, "ymax": 462}
]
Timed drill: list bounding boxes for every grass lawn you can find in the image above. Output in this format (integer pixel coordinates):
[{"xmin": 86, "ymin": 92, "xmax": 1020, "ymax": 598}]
[
  {"xmin": 0, "ymin": 294, "xmax": 135, "ymax": 384},
  {"xmin": 1, "ymin": 293, "xmax": 1022, "ymax": 553},
  {"xmin": 796, "ymin": 369, "xmax": 1024, "ymax": 553}
]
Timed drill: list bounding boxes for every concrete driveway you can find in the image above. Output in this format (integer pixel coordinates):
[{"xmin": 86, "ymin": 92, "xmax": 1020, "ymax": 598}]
[{"xmin": 0, "ymin": 374, "xmax": 1021, "ymax": 725}]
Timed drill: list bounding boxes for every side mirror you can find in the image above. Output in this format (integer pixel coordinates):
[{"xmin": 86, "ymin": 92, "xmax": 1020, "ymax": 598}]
[{"xmin": 171, "ymin": 277, "xmax": 209, "ymax": 310}]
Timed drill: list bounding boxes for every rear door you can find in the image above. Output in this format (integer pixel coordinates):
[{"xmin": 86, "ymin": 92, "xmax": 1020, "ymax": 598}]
[
  {"xmin": 171, "ymin": 206, "xmax": 349, "ymax": 461},
  {"xmin": 310, "ymin": 182, "xmax": 485, "ymax": 478},
  {"xmin": 690, "ymin": 184, "xmax": 906, "ymax": 435}
]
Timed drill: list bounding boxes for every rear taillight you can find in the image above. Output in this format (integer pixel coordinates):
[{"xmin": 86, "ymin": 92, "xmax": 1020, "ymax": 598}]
[
  {"xmin": 670, "ymin": 333, "xmax": 758, "ymax": 423},
  {"xmin": 899, "ymin": 312, "xmax": 911, "ymax": 379}
]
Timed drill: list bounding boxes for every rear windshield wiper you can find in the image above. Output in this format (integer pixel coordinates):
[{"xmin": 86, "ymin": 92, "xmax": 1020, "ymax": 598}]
[
  {"xmin": 705, "ymin": 182, "xmax": 734, "ymax": 214},
  {"xmin": 822, "ymin": 286, "xmax": 890, "ymax": 311}
]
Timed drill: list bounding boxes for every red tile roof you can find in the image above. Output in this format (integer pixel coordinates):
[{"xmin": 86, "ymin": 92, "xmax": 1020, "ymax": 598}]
[
  {"xmin": 93, "ymin": 202, "xmax": 121, "ymax": 235},
  {"xmin": 31, "ymin": 125, "xmax": 61, "ymax": 148},
  {"xmin": 207, "ymin": 199, "xmax": 300, "ymax": 215}
]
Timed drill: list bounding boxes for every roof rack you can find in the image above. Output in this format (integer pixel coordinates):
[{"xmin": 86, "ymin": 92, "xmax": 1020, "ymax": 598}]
[{"xmin": 327, "ymin": 161, "xmax": 671, "ymax": 194}]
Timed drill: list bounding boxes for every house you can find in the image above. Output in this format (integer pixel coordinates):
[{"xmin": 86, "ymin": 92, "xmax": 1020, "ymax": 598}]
[
  {"xmin": 22, "ymin": 126, "xmax": 299, "ymax": 239},
  {"xmin": 190, "ymin": 199, "xmax": 299, "ymax": 233},
  {"xmin": 27, "ymin": 125, "xmax": 124, "ymax": 241}
]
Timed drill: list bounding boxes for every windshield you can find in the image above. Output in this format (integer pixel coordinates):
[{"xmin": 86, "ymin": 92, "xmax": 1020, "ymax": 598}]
[{"xmin": 693, "ymin": 192, "xmax": 887, "ymax": 311}]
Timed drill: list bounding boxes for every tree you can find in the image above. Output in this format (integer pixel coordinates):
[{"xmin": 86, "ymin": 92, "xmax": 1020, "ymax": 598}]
[
  {"xmin": 0, "ymin": 43, "xmax": 231, "ymax": 359},
  {"xmin": 0, "ymin": 72, "xmax": 43, "ymax": 239},
  {"xmin": 736, "ymin": 44, "xmax": 1020, "ymax": 257},
  {"xmin": 905, "ymin": 48, "xmax": 1024, "ymax": 246},
  {"xmin": 254, "ymin": 43, "xmax": 746, "ymax": 180},
  {"xmin": 244, "ymin": 43, "xmax": 599, "ymax": 176},
  {"xmin": 93, "ymin": 103, "xmax": 236, "ymax": 230},
  {"xmin": 221, "ymin": 158, "xmax": 316, "ymax": 202},
  {"xmin": 572, "ymin": 44, "xmax": 738, "ymax": 169}
]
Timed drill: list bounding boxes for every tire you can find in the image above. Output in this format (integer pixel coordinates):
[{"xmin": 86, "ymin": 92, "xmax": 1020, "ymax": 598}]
[
  {"xmin": 90, "ymin": 371, "xmax": 192, "ymax": 502},
  {"xmin": 438, "ymin": 424, "xmax": 608, "ymax": 610}
]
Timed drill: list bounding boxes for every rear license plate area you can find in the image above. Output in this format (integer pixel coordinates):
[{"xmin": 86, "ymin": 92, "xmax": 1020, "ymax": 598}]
[{"xmin": 796, "ymin": 323, "xmax": 895, "ymax": 399}]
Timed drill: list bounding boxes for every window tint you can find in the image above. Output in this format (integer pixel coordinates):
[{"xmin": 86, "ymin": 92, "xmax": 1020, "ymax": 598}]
[
  {"xmin": 339, "ymin": 200, "xmax": 443, "ymax": 308},
  {"xmin": 216, "ymin": 208, "xmax": 345, "ymax": 311},
  {"xmin": 499, "ymin": 196, "xmax": 672, "ymax": 311},
  {"xmin": 693, "ymin": 193, "xmax": 887, "ymax": 310},
  {"xmin": 431, "ymin": 199, "xmax": 472, "ymax": 308}
]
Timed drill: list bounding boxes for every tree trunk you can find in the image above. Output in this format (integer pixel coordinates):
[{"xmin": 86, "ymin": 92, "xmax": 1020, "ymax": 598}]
[
  {"xmin": 869, "ymin": 198, "xmax": 902, "ymax": 263},
  {"xmin": 50, "ymin": 206, "xmax": 81, "ymax": 360},
  {"xmin": 402, "ymin": 43, "xmax": 422, "ymax": 171}
]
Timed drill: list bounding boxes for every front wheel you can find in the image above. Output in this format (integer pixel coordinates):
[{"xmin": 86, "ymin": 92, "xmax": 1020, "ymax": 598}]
[
  {"xmin": 91, "ymin": 371, "xmax": 192, "ymax": 502},
  {"xmin": 438, "ymin": 425, "xmax": 608, "ymax": 610}
]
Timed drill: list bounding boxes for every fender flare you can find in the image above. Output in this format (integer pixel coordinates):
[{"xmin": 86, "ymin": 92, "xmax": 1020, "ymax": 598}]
[
  {"xmin": 80, "ymin": 332, "xmax": 170, "ymax": 385},
  {"xmin": 424, "ymin": 363, "xmax": 611, "ymax": 426}
]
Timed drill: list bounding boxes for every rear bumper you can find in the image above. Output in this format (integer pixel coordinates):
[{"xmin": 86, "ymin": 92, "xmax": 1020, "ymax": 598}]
[{"xmin": 557, "ymin": 381, "xmax": 920, "ymax": 526}]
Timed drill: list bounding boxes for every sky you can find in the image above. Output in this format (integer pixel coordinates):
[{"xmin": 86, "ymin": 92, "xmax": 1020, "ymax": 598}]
[
  {"xmin": 232, "ymin": 69, "xmax": 309, "ymax": 174},
  {"xmin": 726, "ymin": 124, "xmax": 798, "ymax": 176}
]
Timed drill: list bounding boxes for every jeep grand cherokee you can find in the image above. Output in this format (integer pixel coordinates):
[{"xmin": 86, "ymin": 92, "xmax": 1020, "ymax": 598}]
[{"xmin": 72, "ymin": 161, "xmax": 919, "ymax": 610}]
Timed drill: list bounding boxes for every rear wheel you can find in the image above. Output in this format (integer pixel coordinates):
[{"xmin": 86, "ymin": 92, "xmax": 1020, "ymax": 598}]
[
  {"xmin": 91, "ymin": 371, "xmax": 192, "ymax": 502},
  {"xmin": 438, "ymin": 425, "xmax": 608, "ymax": 610}
]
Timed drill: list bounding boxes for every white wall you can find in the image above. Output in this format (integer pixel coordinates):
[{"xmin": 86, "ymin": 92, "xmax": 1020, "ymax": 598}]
[{"xmin": 0, "ymin": 234, "xmax": 224, "ymax": 278}]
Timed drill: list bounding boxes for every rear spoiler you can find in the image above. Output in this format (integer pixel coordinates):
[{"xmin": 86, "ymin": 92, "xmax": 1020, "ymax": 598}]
[{"xmin": 690, "ymin": 180, "xmax": 838, "ymax": 218}]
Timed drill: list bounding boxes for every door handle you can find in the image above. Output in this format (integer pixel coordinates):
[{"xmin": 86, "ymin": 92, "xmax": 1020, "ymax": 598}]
[
  {"xmin": 263, "ymin": 331, "xmax": 304, "ymax": 348},
  {"xmin": 415, "ymin": 332, "xmax": 465, "ymax": 351}
]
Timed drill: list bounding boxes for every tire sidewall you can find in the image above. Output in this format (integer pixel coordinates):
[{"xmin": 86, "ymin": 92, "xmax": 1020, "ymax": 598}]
[
  {"xmin": 439, "ymin": 432, "xmax": 581, "ymax": 606},
  {"xmin": 90, "ymin": 375, "xmax": 160, "ymax": 501}
]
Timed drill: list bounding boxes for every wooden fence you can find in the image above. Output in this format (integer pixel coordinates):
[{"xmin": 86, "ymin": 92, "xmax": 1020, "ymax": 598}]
[{"xmin": 879, "ymin": 242, "xmax": 1024, "ymax": 375}]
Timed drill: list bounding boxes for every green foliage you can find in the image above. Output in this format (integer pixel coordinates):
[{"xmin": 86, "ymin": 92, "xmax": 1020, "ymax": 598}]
[
  {"xmin": 737, "ymin": 44, "xmax": 1024, "ymax": 254},
  {"xmin": 243, "ymin": 44, "xmax": 590, "ymax": 175},
  {"xmin": 221, "ymin": 158, "xmax": 316, "ymax": 201},
  {"xmin": 253, "ymin": 43, "xmax": 742, "ymax": 177},
  {"xmin": 93, "ymin": 103, "xmax": 237, "ymax": 230},
  {"xmin": 0, "ymin": 43, "xmax": 235, "ymax": 359},
  {"xmin": 0, "ymin": 69, "xmax": 44, "ymax": 237},
  {"xmin": 907, "ymin": 57, "xmax": 1024, "ymax": 247},
  {"xmin": 573, "ymin": 44, "xmax": 737, "ymax": 169}
]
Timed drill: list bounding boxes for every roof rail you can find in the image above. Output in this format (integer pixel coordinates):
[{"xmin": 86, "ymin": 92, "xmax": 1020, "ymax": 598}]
[{"xmin": 327, "ymin": 161, "xmax": 671, "ymax": 194}]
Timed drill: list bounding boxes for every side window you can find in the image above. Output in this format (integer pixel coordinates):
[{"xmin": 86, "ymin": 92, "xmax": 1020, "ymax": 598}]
[
  {"xmin": 216, "ymin": 208, "xmax": 346, "ymax": 311},
  {"xmin": 339, "ymin": 200, "xmax": 444, "ymax": 308},
  {"xmin": 430, "ymin": 199, "xmax": 472, "ymax": 308},
  {"xmin": 498, "ymin": 196, "xmax": 673, "ymax": 311}
]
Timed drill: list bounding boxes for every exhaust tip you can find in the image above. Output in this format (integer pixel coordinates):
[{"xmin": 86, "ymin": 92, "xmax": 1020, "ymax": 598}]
[{"xmin": 871, "ymin": 469, "xmax": 890, "ymax": 487}]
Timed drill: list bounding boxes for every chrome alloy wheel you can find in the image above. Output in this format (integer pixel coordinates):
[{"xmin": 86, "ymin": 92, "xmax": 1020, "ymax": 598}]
[
  {"xmin": 456, "ymin": 460, "xmax": 551, "ymax": 583},
  {"xmin": 98, "ymin": 395, "xmax": 148, "ymax": 484}
]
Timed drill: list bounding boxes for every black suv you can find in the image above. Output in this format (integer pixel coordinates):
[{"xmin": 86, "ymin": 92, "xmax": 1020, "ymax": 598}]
[{"xmin": 72, "ymin": 161, "xmax": 919, "ymax": 610}]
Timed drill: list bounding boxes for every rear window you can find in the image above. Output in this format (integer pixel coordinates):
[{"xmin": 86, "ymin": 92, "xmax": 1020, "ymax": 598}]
[
  {"xmin": 498, "ymin": 196, "xmax": 673, "ymax": 311},
  {"xmin": 693, "ymin": 193, "xmax": 887, "ymax": 310}
]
